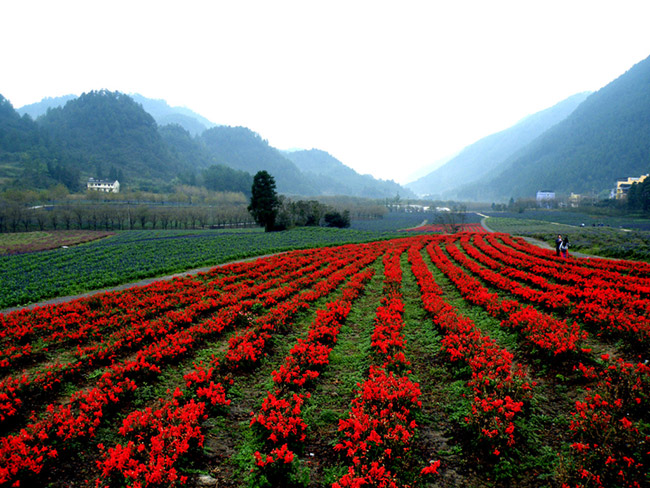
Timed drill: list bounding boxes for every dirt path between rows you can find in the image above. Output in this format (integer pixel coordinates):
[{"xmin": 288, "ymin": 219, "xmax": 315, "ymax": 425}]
[{"xmin": 1, "ymin": 253, "xmax": 284, "ymax": 315}]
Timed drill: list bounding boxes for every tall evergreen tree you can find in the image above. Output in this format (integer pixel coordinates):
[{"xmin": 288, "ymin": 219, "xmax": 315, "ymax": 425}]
[{"xmin": 248, "ymin": 170, "xmax": 279, "ymax": 232}]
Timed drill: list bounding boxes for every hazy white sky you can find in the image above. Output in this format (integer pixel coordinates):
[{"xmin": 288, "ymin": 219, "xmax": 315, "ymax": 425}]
[{"xmin": 3, "ymin": 0, "xmax": 650, "ymax": 183}]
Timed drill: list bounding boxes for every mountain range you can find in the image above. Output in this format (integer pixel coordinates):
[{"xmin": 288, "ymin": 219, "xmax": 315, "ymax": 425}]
[
  {"xmin": 5, "ymin": 52, "xmax": 650, "ymax": 203},
  {"xmin": 409, "ymin": 53, "xmax": 650, "ymax": 202},
  {"xmin": 1, "ymin": 91, "xmax": 414, "ymax": 198},
  {"xmin": 406, "ymin": 92, "xmax": 591, "ymax": 198}
]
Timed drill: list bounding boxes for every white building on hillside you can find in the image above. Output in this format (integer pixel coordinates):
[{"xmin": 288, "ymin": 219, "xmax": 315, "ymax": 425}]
[
  {"xmin": 87, "ymin": 178, "xmax": 120, "ymax": 193},
  {"xmin": 536, "ymin": 190, "xmax": 555, "ymax": 202}
]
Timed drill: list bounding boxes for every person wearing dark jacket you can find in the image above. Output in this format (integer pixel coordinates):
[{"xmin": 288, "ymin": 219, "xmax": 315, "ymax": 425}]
[{"xmin": 555, "ymin": 235, "xmax": 562, "ymax": 257}]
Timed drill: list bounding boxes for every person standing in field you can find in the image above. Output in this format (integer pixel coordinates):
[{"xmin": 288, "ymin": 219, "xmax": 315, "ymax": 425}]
[
  {"xmin": 560, "ymin": 236, "xmax": 569, "ymax": 258},
  {"xmin": 555, "ymin": 234, "xmax": 562, "ymax": 257}
]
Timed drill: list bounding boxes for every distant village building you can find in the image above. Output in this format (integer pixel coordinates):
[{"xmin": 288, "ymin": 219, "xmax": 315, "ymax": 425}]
[
  {"xmin": 87, "ymin": 178, "xmax": 120, "ymax": 193},
  {"xmin": 568, "ymin": 193, "xmax": 581, "ymax": 207},
  {"xmin": 614, "ymin": 174, "xmax": 649, "ymax": 199},
  {"xmin": 536, "ymin": 190, "xmax": 555, "ymax": 205}
]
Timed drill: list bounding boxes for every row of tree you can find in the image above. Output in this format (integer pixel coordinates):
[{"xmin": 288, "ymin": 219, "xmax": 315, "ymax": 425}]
[
  {"xmin": 0, "ymin": 170, "xmax": 383, "ymax": 234},
  {"xmin": 0, "ymin": 203, "xmax": 254, "ymax": 233}
]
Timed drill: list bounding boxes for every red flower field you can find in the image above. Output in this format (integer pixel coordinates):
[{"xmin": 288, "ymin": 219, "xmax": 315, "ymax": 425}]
[{"xmin": 0, "ymin": 233, "xmax": 648, "ymax": 487}]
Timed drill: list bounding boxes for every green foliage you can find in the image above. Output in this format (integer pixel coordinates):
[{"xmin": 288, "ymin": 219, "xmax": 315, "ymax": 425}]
[
  {"xmin": 202, "ymin": 164, "xmax": 252, "ymax": 196},
  {"xmin": 0, "ymin": 94, "xmax": 79, "ymax": 191},
  {"xmin": 323, "ymin": 210, "xmax": 350, "ymax": 228},
  {"xmin": 0, "ymin": 95, "xmax": 41, "ymax": 153},
  {"xmin": 37, "ymin": 90, "xmax": 178, "ymax": 183},
  {"xmin": 158, "ymin": 123, "xmax": 213, "ymax": 172},
  {"xmin": 626, "ymin": 177, "xmax": 650, "ymax": 212},
  {"xmin": 1, "ymin": 91, "xmax": 264, "ymax": 196}
]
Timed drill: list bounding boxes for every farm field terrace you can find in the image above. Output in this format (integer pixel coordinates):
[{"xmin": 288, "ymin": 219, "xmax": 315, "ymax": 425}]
[
  {"xmin": 0, "ymin": 232, "xmax": 648, "ymax": 488},
  {"xmin": 0, "ymin": 230, "xmax": 115, "ymax": 255}
]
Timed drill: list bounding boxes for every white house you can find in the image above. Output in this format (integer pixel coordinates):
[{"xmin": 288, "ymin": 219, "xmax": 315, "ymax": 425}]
[
  {"xmin": 87, "ymin": 178, "xmax": 120, "ymax": 193},
  {"xmin": 536, "ymin": 190, "xmax": 555, "ymax": 202}
]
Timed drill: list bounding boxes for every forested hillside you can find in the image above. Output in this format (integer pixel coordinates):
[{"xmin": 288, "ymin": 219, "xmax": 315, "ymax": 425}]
[
  {"xmin": 36, "ymin": 90, "xmax": 182, "ymax": 184},
  {"xmin": 199, "ymin": 126, "xmax": 318, "ymax": 195},
  {"xmin": 3, "ymin": 90, "xmax": 414, "ymax": 199},
  {"xmin": 2, "ymin": 91, "xmax": 251, "ymax": 193},
  {"xmin": 0, "ymin": 95, "xmax": 80, "ymax": 190},
  {"xmin": 407, "ymin": 92, "xmax": 590, "ymax": 198},
  {"xmin": 18, "ymin": 93, "xmax": 216, "ymax": 137},
  {"xmin": 456, "ymin": 54, "xmax": 650, "ymax": 201}
]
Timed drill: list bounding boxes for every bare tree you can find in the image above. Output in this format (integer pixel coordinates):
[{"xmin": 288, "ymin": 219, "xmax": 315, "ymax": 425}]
[
  {"xmin": 48, "ymin": 210, "xmax": 59, "ymax": 230},
  {"xmin": 34, "ymin": 209, "xmax": 47, "ymax": 231}
]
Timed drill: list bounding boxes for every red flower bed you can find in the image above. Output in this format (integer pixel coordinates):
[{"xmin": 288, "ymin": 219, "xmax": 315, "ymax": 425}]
[
  {"xmin": 0, "ymin": 243, "xmax": 387, "ymax": 486},
  {"xmin": 1, "ymin": 232, "xmax": 648, "ymax": 486},
  {"xmin": 248, "ymin": 263, "xmax": 379, "ymax": 484},
  {"xmin": 334, "ymin": 241, "xmax": 439, "ymax": 487},
  {"xmin": 426, "ymin": 237, "xmax": 586, "ymax": 355},
  {"xmin": 565, "ymin": 356, "xmax": 650, "ymax": 488},
  {"xmin": 405, "ymin": 224, "xmax": 486, "ymax": 233},
  {"xmin": 409, "ymin": 240, "xmax": 534, "ymax": 451},
  {"xmin": 95, "ymin": 397, "xmax": 206, "ymax": 488},
  {"xmin": 478, "ymin": 234, "xmax": 650, "ymax": 346}
]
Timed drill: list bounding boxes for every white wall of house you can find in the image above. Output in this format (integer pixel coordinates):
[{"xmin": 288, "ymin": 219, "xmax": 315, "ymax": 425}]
[{"xmin": 87, "ymin": 178, "xmax": 120, "ymax": 193}]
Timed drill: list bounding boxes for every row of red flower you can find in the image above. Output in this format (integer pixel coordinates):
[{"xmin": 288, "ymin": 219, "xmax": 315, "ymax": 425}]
[
  {"xmin": 251, "ymin": 267, "xmax": 376, "ymax": 477},
  {"xmin": 409, "ymin": 242, "xmax": 534, "ymax": 452},
  {"xmin": 428, "ymin": 237, "xmax": 586, "ymax": 355},
  {"xmin": 475, "ymin": 234, "xmax": 650, "ymax": 346},
  {"xmin": 0, "ymin": 242, "xmax": 390, "ymax": 485},
  {"xmin": 565, "ymin": 355, "xmax": 650, "ymax": 488},
  {"xmin": 3, "ymin": 231, "xmax": 647, "ymax": 486},
  {"xmin": 333, "ymin": 242, "xmax": 440, "ymax": 487},
  {"xmin": 93, "ymin": 240, "xmax": 398, "ymax": 487},
  {"xmin": 453, "ymin": 233, "xmax": 649, "ymax": 485},
  {"xmin": 484, "ymin": 233, "xmax": 650, "ymax": 308},
  {"xmin": 492, "ymin": 233, "xmax": 650, "ymax": 296},
  {"xmin": 249, "ymin": 239, "xmax": 421, "ymax": 482},
  {"xmin": 0, "ymin": 249, "xmax": 324, "ymax": 370},
  {"xmin": 499, "ymin": 232, "xmax": 650, "ymax": 278},
  {"xmin": 0, "ymin": 250, "xmax": 330, "ymax": 426}
]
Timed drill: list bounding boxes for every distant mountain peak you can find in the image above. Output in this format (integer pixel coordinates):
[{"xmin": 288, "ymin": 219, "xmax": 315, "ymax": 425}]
[
  {"xmin": 17, "ymin": 92, "xmax": 217, "ymax": 137},
  {"xmin": 285, "ymin": 148, "xmax": 416, "ymax": 198}
]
